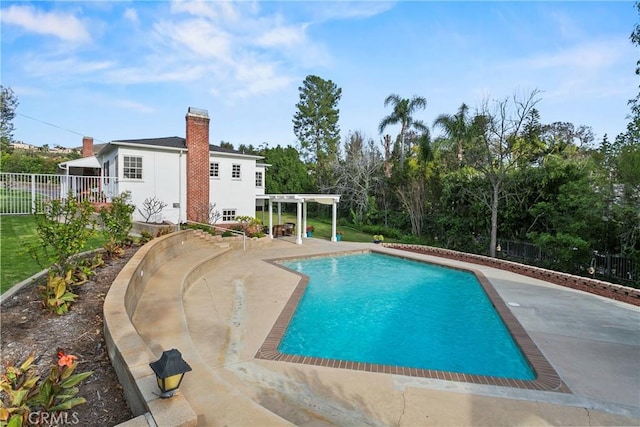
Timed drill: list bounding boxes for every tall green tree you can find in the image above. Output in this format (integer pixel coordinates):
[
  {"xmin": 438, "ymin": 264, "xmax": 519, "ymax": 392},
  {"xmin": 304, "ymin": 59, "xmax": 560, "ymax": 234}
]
[
  {"xmin": 292, "ymin": 75, "xmax": 342, "ymax": 191},
  {"xmin": 260, "ymin": 145, "xmax": 313, "ymax": 194},
  {"xmin": 1, "ymin": 86, "xmax": 19, "ymax": 154},
  {"xmin": 433, "ymin": 103, "xmax": 473, "ymax": 167},
  {"xmin": 378, "ymin": 94, "xmax": 428, "ymax": 165},
  {"xmin": 394, "ymin": 131, "xmax": 435, "ymax": 236}
]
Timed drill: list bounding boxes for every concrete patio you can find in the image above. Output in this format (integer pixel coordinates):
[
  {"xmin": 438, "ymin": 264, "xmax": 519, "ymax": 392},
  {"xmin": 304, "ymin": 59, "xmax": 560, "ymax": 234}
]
[{"xmin": 115, "ymin": 234, "xmax": 640, "ymax": 426}]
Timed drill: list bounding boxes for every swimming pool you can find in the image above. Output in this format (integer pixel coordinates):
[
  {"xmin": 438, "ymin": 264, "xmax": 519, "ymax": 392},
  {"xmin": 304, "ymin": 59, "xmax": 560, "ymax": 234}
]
[
  {"xmin": 278, "ymin": 252, "xmax": 533, "ymax": 379},
  {"xmin": 256, "ymin": 250, "xmax": 567, "ymax": 391}
]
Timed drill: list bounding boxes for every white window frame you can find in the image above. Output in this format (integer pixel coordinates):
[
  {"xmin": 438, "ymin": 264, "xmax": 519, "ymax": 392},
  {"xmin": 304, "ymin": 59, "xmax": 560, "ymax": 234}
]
[
  {"xmin": 123, "ymin": 156, "xmax": 143, "ymax": 180},
  {"xmin": 255, "ymin": 171, "xmax": 263, "ymax": 187},
  {"xmin": 222, "ymin": 209, "xmax": 237, "ymax": 222},
  {"xmin": 232, "ymin": 164, "xmax": 241, "ymax": 180},
  {"xmin": 210, "ymin": 162, "xmax": 219, "ymax": 178}
]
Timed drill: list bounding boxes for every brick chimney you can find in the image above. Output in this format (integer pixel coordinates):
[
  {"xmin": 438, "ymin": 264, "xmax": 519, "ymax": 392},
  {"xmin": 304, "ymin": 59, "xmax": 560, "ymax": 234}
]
[
  {"xmin": 82, "ymin": 136, "xmax": 94, "ymax": 157},
  {"xmin": 185, "ymin": 107, "xmax": 210, "ymax": 223}
]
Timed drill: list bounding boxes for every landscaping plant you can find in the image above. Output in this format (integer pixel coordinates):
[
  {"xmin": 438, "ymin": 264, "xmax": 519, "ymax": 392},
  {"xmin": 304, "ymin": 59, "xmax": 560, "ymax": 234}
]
[
  {"xmin": 98, "ymin": 191, "xmax": 135, "ymax": 247},
  {"xmin": 31, "ymin": 194, "xmax": 95, "ymax": 274},
  {"xmin": 0, "ymin": 351, "xmax": 92, "ymax": 427},
  {"xmin": 37, "ymin": 270, "xmax": 79, "ymax": 315},
  {"xmin": 137, "ymin": 197, "xmax": 167, "ymax": 223}
]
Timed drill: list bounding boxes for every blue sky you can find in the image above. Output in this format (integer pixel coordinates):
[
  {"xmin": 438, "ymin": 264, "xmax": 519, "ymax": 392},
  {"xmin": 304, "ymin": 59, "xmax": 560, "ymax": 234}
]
[{"xmin": 1, "ymin": 1, "xmax": 637, "ymax": 149}]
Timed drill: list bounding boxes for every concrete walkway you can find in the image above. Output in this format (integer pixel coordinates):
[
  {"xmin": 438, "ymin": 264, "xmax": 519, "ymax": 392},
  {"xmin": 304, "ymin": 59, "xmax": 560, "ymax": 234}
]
[{"xmin": 134, "ymin": 236, "xmax": 640, "ymax": 426}]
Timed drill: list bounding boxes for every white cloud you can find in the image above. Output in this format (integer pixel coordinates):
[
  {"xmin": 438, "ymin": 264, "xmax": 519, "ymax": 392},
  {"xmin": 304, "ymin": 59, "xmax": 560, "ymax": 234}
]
[
  {"xmin": 153, "ymin": 18, "xmax": 231, "ymax": 60},
  {"xmin": 312, "ymin": 1, "xmax": 395, "ymax": 21},
  {"xmin": 493, "ymin": 38, "xmax": 636, "ymax": 103},
  {"xmin": 0, "ymin": 4, "xmax": 91, "ymax": 43},
  {"xmin": 23, "ymin": 55, "xmax": 114, "ymax": 79},
  {"xmin": 143, "ymin": 1, "xmax": 332, "ymax": 99},
  {"xmin": 256, "ymin": 24, "xmax": 308, "ymax": 48},
  {"xmin": 123, "ymin": 8, "xmax": 139, "ymax": 25},
  {"xmin": 521, "ymin": 40, "xmax": 626, "ymax": 71}
]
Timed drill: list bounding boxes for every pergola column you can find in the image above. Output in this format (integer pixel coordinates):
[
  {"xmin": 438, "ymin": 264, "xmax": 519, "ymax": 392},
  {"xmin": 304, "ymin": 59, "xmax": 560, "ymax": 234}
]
[
  {"xmin": 302, "ymin": 202, "xmax": 308, "ymax": 238},
  {"xmin": 331, "ymin": 199, "xmax": 337, "ymax": 242},
  {"xmin": 296, "ymin": 201, "xmax": 303, "ymax": 245},
  {"xmin": 268, "ymin": 198, "xmax": 273, "ymax": 239}
]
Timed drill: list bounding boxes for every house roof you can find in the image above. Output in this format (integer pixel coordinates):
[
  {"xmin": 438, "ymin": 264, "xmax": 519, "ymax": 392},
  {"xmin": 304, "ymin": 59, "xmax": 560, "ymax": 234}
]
[
  {"xmin": 112, "ymin": 136, "xmax": 186, "ymax": 149},
  {"xmin": 59, "ymin": 156, "xmax": 101, "ymax": 169},
  {"xmin": 110, "ymin": 137, "xmax": 262, "ymax": 158}
]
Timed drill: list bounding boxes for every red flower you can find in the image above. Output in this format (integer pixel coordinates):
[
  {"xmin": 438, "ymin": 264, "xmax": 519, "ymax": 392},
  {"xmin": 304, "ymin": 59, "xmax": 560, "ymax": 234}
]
[{"xmin": 57, "ymin": 351, "xmax": 78, "ymax": 368}]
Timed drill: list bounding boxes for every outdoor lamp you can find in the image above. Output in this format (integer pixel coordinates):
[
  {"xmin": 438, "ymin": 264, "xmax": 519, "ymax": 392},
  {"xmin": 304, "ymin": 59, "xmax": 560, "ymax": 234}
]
[{"xmin": 149, "ymin": 348, "xmax": 192, "ymax": 398}]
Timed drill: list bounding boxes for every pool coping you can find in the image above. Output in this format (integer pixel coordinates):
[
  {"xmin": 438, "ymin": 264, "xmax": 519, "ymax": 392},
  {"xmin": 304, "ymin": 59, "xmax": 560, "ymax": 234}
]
[{"xmin": 255, "ymin": 249, "xmax": 571, "ymax": 393}]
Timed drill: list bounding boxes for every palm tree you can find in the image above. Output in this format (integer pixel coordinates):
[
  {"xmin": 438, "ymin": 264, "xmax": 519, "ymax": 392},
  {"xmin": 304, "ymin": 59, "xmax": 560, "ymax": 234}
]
[
  {"xmin": 378, "ymin": 94, "xmax": 428, "ymax": 164},
  {"xmin": 433, "ymin": 103, "xmax": 472, "ymax": 166}
]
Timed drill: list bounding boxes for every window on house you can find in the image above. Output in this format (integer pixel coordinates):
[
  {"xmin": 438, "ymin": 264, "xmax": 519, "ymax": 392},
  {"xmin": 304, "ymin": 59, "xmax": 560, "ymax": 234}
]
[
  {"xmin": 123, "ymin": 156, "xmax": 143, "ymax": 179},
  {"xmin": 103, "ymin": 160, "xmax": 110, "ymax": 183},
  {"xmin": 255, "ymin": 171, "xmax": 263, "ymax": 187},
  {"xmin": 210, "ymin": 162, "xmax": 219, "ymax": 178},
  {"xmin": 232, "ymin": 164, "xmax": 241, "ymax": 179},
  {"xmin": 222, "ymin": 209, "xmax": 237, "ymax": 222}
]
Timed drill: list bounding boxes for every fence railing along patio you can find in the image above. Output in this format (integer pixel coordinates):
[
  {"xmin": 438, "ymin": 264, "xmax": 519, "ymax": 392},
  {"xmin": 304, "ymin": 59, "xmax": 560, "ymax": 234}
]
[
  {"xmin": 497, "ymin": 239, "xmax": 637, "ymax": 287},
  {"xmin": 0, "ymin": 172, "xmax": 113, "ymax": 214}
]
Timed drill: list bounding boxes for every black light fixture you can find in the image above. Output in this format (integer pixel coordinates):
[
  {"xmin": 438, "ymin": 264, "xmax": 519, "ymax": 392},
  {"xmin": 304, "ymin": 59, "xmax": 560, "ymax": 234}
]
[{"xmin": 149, "ymin": 348, "xmax": 192, "ymax": 398}]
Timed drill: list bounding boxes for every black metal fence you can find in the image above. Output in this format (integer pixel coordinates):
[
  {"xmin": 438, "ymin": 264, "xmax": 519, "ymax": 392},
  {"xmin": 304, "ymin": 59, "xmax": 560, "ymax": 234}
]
[{"xmin": 496, "ymin": 240, "xmax": 638, "ymax": 288}]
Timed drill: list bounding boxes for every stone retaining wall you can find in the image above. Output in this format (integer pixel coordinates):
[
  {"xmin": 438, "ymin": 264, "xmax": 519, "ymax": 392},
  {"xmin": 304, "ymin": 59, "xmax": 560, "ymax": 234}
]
[{"xmin": 104, "ymin": 230, "xmax": 242, "ymax": 427}]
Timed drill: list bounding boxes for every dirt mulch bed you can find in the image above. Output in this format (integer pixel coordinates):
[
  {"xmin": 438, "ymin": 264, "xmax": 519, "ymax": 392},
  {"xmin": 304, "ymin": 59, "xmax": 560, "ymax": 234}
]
[{"xmin": 1, "ymin": 247, "xmax": 139, "ymax": 426}]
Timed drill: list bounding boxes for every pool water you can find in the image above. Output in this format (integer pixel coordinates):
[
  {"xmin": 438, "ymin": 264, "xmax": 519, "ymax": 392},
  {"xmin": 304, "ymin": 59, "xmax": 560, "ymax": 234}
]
[{"xmin": 279, "ymin": 253, "xmax": 535, "ymax": 380}]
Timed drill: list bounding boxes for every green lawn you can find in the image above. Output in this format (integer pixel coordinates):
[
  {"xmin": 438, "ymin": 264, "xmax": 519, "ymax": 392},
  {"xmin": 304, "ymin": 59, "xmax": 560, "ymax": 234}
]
[
  {"xmin": 0, "ymin": 215, "xmax": 107, "ymax": 294},
  {"xmin": 264, "ymin": 212, "xmax": 380, "ymax": 243}
]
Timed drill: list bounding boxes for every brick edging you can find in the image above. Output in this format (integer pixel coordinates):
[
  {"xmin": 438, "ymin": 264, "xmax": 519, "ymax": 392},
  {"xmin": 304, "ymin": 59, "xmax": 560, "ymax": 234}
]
[{"xmin": 383, "ymin": 243, "xmax": 640, "ymax": 306}]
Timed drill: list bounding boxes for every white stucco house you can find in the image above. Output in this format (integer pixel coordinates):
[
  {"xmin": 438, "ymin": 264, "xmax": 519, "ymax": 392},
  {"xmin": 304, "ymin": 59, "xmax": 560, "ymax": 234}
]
[
  {"xmin": 57, "ymin": 106, "xmax": 342, "ymax": 244},
  {"xmin": 59, "ymin": 107, "xmax": 267, "ymax": 225}
]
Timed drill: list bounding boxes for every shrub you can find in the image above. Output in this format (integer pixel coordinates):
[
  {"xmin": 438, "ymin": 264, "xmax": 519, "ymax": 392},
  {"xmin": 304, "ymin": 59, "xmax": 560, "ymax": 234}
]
[
  {"xmin": 138, "ymin": 230, "xmax": 154, "ymax": 244},
  {"xmin": 31, "ymin": 194, "xmax": 95, "ymax": 274},
  {"xmin": 99, "ymin": 192, "xmax": 135, "ymax": 246}
]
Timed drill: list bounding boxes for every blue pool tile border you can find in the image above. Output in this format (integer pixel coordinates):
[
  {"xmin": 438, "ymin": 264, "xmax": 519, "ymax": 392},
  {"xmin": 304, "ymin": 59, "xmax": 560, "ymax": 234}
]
[{"xmin": 256, "ymin": 249, "xmax": 570, "ymax": 393}]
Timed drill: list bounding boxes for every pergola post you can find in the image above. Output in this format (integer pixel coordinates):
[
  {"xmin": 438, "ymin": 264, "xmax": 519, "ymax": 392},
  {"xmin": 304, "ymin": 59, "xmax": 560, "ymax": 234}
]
[
  {"xmin": 302, "ymin": 202, "xmax": 308, "ymax": 238},
  {"xmin": 268, "ymin": 198, "xmax": 273, "ymax": 239},
  {"xmin": 331, "ymin": 199, "xmax": 338, "ymax": 242},
  {"xmin": 296, "ymin": 201, "xmax": 303, "ymax": 245}
]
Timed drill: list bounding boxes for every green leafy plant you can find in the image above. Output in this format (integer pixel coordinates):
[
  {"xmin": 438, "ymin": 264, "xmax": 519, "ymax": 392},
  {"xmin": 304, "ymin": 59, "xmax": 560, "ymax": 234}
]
[
  {"xmin": 38, "ymin": 270, "xmax": 78, "ymax": 315},
  {"xmin": 234, "ymin": 215, "xmax": 262, "ymax": 236},
  {"xmin": 99, "ymin": 191, "xmax": 135, "ymax": 246},
  {"xmin": 156, "ymin": 227, "xmax": 173, "ymax": 237},
  {"xmin": 31, "ymin": 194, "xmax": 95, "ymax": 274},
  {"xmin": 37, "ymin": 351, "xmax": 93, "ymax": 414},
  {"xmin": 103, "ymin": 237, "xmax": 125, "ymax": 259},
  {"xmin": 0, "ymin": 351, "xmax": 91, "ymax": 427},
  {"xmin": 0, "ymin": 352, "xmax": 40, "ymax": 426},
  {"xmin": 138, "ymin": 230, "xmax": 154, "ymax": 244}
]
